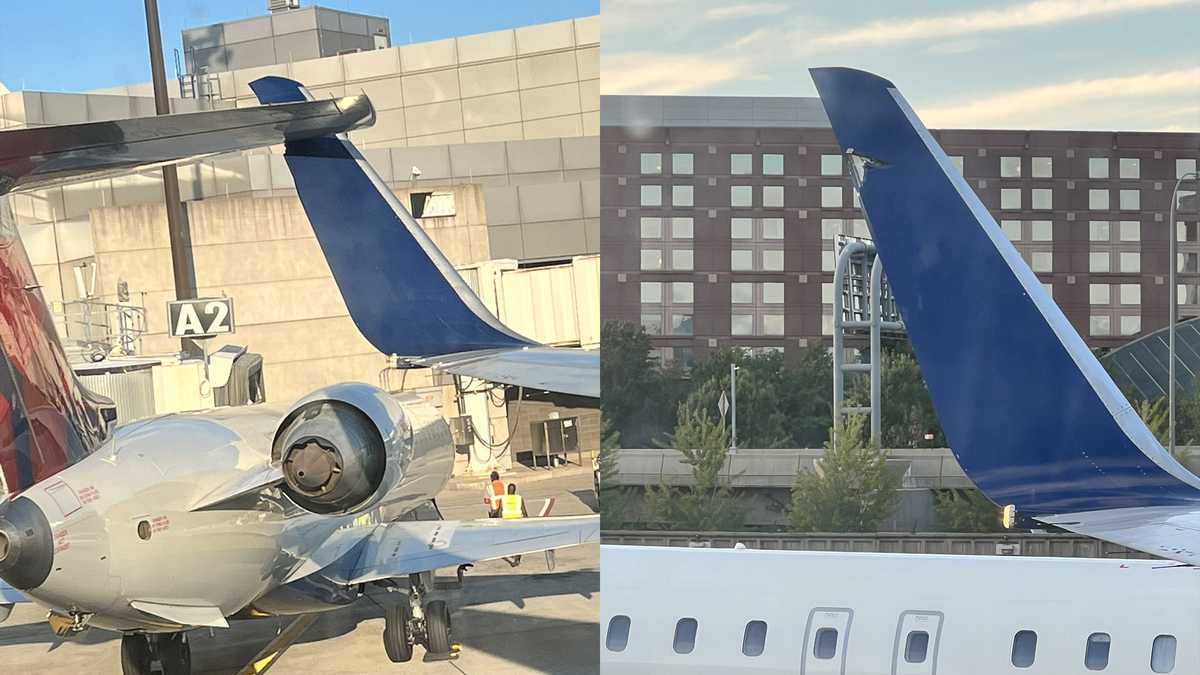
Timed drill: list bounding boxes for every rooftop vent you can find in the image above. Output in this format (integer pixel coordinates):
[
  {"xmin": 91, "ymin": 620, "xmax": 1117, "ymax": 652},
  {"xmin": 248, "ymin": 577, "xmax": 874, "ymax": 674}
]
[{"xmin": 268, "ymin": 0, "xmax": 300, "ymax": 12}]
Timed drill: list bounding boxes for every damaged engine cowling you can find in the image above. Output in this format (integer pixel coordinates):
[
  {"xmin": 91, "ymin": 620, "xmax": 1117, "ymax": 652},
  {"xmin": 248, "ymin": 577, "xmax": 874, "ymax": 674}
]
[{"xmin": 273, "ymin": 383, "xmax": 442, "ymax": 516}]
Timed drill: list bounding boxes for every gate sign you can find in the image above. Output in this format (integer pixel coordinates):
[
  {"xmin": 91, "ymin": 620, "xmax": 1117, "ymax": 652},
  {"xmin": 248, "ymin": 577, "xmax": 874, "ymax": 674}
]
[{"xmin": 167, "ymin": 297, "xmax": 235, "ymax": 339}]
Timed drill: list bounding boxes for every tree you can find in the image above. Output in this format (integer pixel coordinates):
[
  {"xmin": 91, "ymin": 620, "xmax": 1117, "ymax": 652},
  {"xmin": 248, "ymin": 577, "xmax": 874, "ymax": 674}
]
[
  {"xmin": 934, "ymin": 489, "xmax": 1003, "ymax": 532},
  {"xmin": 600, "ymin": 321, "xmax": 682, "ymax": 447},
  {"xmin": 790, "ymin": 416, "xmax": 900, "ymax": 532},
  {"xmin": 598, "ymin": 416, "xmax": 632, "ymax": 529},
  {"xmin": 644, "ymin": 404, "xmax": 744, "ymax": 531},
  {"xmin": 1134, "ymin": 396, "xmax": 1169, "ymax": 447},
  {"xmin": 846, "ymin": 345, "xmax": 943, "ymax": 448}
]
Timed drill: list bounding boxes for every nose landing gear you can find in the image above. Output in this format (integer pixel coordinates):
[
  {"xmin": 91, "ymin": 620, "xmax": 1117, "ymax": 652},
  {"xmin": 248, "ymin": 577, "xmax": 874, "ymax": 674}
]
[
  {"xmin": 121, "ymin": 632, "xmax": 191, "ymax": 675},
  {"xmin": 381, "ymin": 572, "xmax": 457, "ymax": 663}
]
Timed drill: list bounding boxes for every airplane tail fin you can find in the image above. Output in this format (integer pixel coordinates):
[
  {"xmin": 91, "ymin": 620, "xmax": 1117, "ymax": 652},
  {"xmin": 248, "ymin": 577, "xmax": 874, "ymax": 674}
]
[
  {"xmin": 810, "ymin": 67, "xmax": 1200, "ymax": 516},
  {"xmin": 249, "ymin": 76, "xmax": 534, "ymax": 358}
]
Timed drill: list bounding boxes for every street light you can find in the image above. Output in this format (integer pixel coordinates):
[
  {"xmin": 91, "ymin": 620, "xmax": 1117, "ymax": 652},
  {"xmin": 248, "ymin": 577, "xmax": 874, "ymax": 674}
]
[
  {"xmin": 730, "ymin": 363, "xmax": 739, "ymax": 455},
  {"xmin": 1169, "ymin": 171, "xmax": 1198, "ymax": 458}
]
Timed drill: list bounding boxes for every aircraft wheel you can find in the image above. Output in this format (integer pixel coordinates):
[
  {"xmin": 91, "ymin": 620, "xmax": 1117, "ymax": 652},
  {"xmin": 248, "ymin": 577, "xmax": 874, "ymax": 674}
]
[
  {"xmin": 424, "ymin": 600, "xmax": 452, "ymax": 655},
  {"xmin": 157, "ymin": 632, "xmax": 192, "ymax": 675},
  {"xmin": 383, "ymin": 602, "xmax": 413, "ymax": 662},
  {"xmin": 120, "ymin": 634, "xmax": 153, "ymax": 675}
]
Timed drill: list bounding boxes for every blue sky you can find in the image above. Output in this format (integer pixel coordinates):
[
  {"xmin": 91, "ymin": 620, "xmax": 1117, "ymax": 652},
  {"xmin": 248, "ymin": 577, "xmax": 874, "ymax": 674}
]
[
  {"xmin": 0, "ymin": 1, "xmax": 598, "ymax": 93},
  {"xmin": 602, "ymin": 0, "xmax": 1200, "ymax": 131}
]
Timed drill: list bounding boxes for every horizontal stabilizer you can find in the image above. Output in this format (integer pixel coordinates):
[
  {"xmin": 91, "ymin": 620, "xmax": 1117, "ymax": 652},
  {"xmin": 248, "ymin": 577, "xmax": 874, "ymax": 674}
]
[
  {"xmin": 130, "ymin": 600, "xmax": 228, "ymax": 628},
  {"xmin": 0, "ymin": 95, "xmax": 373, "ymax": 195}
]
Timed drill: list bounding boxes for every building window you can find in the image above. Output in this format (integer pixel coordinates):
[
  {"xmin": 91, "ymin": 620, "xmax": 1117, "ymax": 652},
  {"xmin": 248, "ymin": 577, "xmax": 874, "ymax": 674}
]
[
  {"xmin": 640, "ymin": 217, "xmax": 662, "ymax": 239},
  {"xmin": 672, "ymin": 282, "xmax": 693, "ymax": 304},
  {"xmin": 822, "ymin": 250, "xmax": 835, "ymax": 271},
  {"xmin": 762, "ymin": 314, "xmax": 784, "ymax": 335},
  {"xmin": 672, "ymin": 217, "xmax": 694, "ymax": 239},
  {"xmin": 821, "ymin": 154, "xmax": 842, "ymax": 176},
  {"xmin": 763, "ymin": 154, "xmax": 784, "ymax": 176},
  {"xmin": 1178, "ymin": 158, "xmax": 1197, "ymax": 179},
  {"xmin": 1031, "ymin": 251, "xmax": 1052, "ymax": 273},
  {"xmin": 731, "ymin": 185, "xmax": 752, "ymax": 207},
  {"xmin": 822, "ymin": 186, "xmax": 843, "ymax": 208},
  {"xmin": 640, "ymin": 153, "xmax": 662, "ymax": 174},
  {"xmin": 762, "ymin": 250, "xmax": 784, "ymax": 271},
  {"xmin": 731, "ymin": 217, "xmax": 753, "ymax": 239},
  {"xmin": 673, "ymin": 618, "xmax": 698, "ymax": 654},
  {"xmin": 1119, "ymin": 157, "xmax": 1140, "ymax": 179},
  {"xmin": 732, "ymin": 282, "xmax": 753, "ymax": 304},
  {"xmin": 1152, "ymin": 635, "xmax": 1177, "ymax": 673},
  {"xmin": 1089, "ymin": 157, "xmax": 1109, "ymax": 179},
  {"xmin": 641, "ymin": 185, "xmax": 662, "ymax": 206},
  {"xmin": 763, "ymin": 185, "xmax": 784, "ymax": 208},
  {"xmin": 1001, "ymin": 188, "xmax": 1021, "ymax": 210},
  {"xmin": 905, "ymin": 631, "xmax": 929, "ymax": 664},
  {"xmin": 1090, "ymin": 316, "xmax": 1111, "ymax": 336},
  {"xmin": 731, "ymin": 153, "xmax": 752, "ymax": 175},
  {"xmin": 763, "ymin": 282, "xmax": 784, "ymax": 303},
  {"xmin": 1120, "ymin": 315, "xmax": 1141, "ymax": 335},
  {"xmin": 1032, "ymin": 189, "xmax": 1052, "ymax": 210},
  {"xmin": 813, "ymin": 628, "xmax": 839, "ymax": 660},
  {"xmin": 1120, "ymin": 283, "xmax": 1140, "ymax": 305},
  {"xmin": 1089, "ymin": 189, "xmax": 1109, "ymax": 210},
  {"xmin": 1001, "ymin": 220, "xmax": 1021, "ymax": 241},
  {"xmin": 732, "ymin": 314, "xmax": 753, "ymax": 335},
  {"xmin": 1120, "ymin": 251, "xmax": 1140, "ymax": 273},
  {"xmin": 1090, "ymin": 284, "xmax": 1110, "ymax": 304},
  {"xmin": 1120, "ymin": 189, "xmax": 1140, "ymax": 210},
  {"xmin": 640, "ymin": 249, "xmax": 663, "ymax": 270},
  {"xmin": 606, "ymin": 616, "xmax": 631, "ymax": 652},
  {"xmin": 1032, "ymin": 157, "xmax": 1052, "ymax": 178},
  {"xmin": 671, "ymin": 313, "xmax": 693, "ymax": 336},
  {"xmin": 672, "ymin": 249, "xmax": 694, "ymax": 270},
  {"xmin": 731, "ymin": 249, "xmax": 753, "ymax": 271},
  {"xmin": 742, "ymin": 621, "xmax": 767, "ymax": 657},
  {"xmin": 673, "ymin": 185, "xmax": 693, "ymax": 207},
  {"xmin": 1089, "ymin": 220, "xmax": 1110, "ymax": 241},
  {"xmin": 949, "ymin": 156, "xmax": 964, "ymax": 174},
  {"xmin": 1001, "ymin": 156, "xmax": 1021, "ymax": 177},
  {"xmin": 672, "ymin": 153, "xmax": 694, "ymax": 175},
  {"xmin": 1181, "ymin": 252, "xmax": 1199, "ymax": 273},
  {"xmin": 762, "ymin": 217, "xmax": 784, "ymax": 240},
  {"xmin": 1011, "ymin": 630, "xmax": 1037, "ymax": 668},
  {"xmin": 641, "ymin": 312, "xmax": 663, "ymax": 335},
  {"xmin": 1031, "ymin": 220, "xmax": 1052, "ymax": 241},
  {"xmin": 640, "ymin": 282, "xmax": 662, "ymax": 303},
  {"xmin": 1089, "ymin": 251, "xmax": 1111, "ymax": 273}
]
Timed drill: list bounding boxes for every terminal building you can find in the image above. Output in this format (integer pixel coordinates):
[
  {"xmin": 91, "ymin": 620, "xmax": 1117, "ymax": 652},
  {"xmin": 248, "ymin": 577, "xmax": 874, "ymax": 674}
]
[
  {"xmin": 0, "ymin": 4, "xmax": 600, "ymax": 474},
  {"xmin": 601, "ymin": 95, "xmax": 1200, "ymax": 367}
]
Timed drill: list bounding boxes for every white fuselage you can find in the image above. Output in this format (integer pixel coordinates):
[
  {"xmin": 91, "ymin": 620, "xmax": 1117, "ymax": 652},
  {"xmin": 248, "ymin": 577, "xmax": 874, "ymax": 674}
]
[
  {"xmin": 601, "ymin": 545, "xmax": 1200, "ymax": 674},
  {"xmin": 14, "ymin": 391, "xmax": 453, "ymax": 632}
]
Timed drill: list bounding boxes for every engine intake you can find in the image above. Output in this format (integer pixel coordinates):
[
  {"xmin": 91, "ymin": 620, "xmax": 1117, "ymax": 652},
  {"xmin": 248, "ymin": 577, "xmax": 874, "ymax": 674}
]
[{"xmin": 278, "ymin": 401, "xmax": 385, "ymax": 515}]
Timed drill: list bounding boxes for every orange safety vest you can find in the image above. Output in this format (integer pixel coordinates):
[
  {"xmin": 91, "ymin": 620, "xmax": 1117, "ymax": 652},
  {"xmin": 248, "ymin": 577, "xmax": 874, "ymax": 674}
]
[
  {"xmin": 486, "ymin": 480, "xmax": 505, "ymax": 509},
  {"xmin": 501, "ymin": 494, "xmax": 524, "ymax": 519}
]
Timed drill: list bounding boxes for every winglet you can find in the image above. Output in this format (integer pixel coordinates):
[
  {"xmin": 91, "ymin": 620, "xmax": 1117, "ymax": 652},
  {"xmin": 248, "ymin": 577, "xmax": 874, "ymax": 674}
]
[{"xmin": 248, "ymin": 76, "xmax": 312, "ymax": 104}]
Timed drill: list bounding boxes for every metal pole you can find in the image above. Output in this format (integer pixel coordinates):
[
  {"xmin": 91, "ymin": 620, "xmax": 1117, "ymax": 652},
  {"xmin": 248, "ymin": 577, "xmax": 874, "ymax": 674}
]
[
  {"xmin": 869, "ymin": 257, "xmax": 883, "ymax": 445},
  {"xmin": 1169, "ymin": 172, "xmax": 1198, "ymax": 457},
  {"xmin": 144, "ymin": 0, "xmax": 201, "ymax": 358},
  {"xmin": 730, "ymin": 363, "xmax": 737, "ymax": 454}
]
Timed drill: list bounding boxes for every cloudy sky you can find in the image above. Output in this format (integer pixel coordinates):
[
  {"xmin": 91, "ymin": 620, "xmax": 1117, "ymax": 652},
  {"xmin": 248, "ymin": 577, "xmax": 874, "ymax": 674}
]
[{"xmin": 602, "ymin": 0, "xmax": 1200, "ymax": 131}]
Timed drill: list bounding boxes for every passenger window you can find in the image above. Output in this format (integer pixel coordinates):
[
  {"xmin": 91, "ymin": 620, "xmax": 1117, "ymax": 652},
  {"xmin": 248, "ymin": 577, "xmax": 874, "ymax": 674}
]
[
  {"xmin": 1151, "ymin": 634, "xmax": 1177, "ymax": 673},
  {"xmin": 673, "ymin": 618, "xmax": 698, "ymax": 654},
  {"xmin": 1011, "ymin": 630, "xmax": 1038, "ymax": 668},
  {"xmin": 742, "ymin": 620, "xmax": 767, "ymax": 657},
  {"xmin": 905, "ymin": 630, "xmax": 929, "ymax": 663},
  {"xmin": 814, "ymin": 627, "xmax": 838, "ymax": 659},
  {"xmin": 1085, "ymin": 633, "xmax": 1111, "ymax": 670},
  {"xmin": 606, "ymin": 615, "xmax": 630, "ymax": 652}
]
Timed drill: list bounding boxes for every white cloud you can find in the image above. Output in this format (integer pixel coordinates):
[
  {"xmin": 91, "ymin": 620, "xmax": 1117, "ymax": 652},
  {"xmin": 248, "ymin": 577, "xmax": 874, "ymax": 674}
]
[
  {"xmin": 601, "ymin": 52, "xmax": 751, "ymax": 95},
  {"xmin": 918, "ymin": 67, "xmax": 1200, "ymax": 129},
  {"xmin": 704, "ymin": 3, "xmax": 789, "ymax": 20},
  {"xmin": 812, "ymin": 0, "xmax": 1194, "ymax": 50}
]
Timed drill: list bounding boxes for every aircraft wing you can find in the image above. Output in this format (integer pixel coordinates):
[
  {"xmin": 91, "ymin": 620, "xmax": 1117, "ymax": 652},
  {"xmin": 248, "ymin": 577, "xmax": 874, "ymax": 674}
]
[
  {"xmin": 0, "ymin": 578, "xmax": 26, "ymax": 603},
  {"xmin": 0, "ymin": 95, "xmax": 374, "ymax": 196},
  {"xmin": 811, "ymin": 67, "xmax": 1200, "ymax": 564},
  {"xmin": 248, "ymin": 76, "xmax": 597, "ymax": 399},
  {"xmin": 324, "ymin": 515, "xmax": 600, "ymax": 585}
]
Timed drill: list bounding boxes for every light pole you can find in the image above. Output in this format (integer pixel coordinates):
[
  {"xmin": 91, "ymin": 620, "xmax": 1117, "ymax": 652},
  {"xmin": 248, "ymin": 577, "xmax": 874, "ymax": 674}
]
[
  {"xmin": 1169, "ymin": 171, "xmax": 1199, "ymax": 458},
  {"xmin": 730, "ymin": 363, "xmax": 739, "ymax": 454}
]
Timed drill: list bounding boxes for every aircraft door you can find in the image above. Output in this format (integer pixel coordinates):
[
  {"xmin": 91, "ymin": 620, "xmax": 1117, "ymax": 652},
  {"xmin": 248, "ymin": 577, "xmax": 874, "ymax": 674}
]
[
  {"xmin": 892, "ymin": 611, "xmax": 943, "ymax": 675},
  {"xmin": 801, "ymin": 608, "xmax": 853, "ymax": 675}
]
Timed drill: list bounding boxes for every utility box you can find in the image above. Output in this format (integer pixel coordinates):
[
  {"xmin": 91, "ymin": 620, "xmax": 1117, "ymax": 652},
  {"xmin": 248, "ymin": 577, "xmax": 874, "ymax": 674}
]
[
  {"xmin": 449, "ymin": 415, "xmax": 475, "ymax": 449},
  {"xmin": 526, "ymin": 416, "xmax": 581, "ymax": 467},
  {"xmin": 210, "ymin": 345, "xmax": 265, "ymax": 406}
]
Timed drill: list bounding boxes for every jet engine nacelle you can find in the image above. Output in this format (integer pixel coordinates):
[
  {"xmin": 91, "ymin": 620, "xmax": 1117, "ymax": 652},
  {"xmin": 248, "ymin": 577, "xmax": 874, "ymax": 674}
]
[{"xmin": 273, "ymin": 383, "xmax": 414, "ymax": 516}]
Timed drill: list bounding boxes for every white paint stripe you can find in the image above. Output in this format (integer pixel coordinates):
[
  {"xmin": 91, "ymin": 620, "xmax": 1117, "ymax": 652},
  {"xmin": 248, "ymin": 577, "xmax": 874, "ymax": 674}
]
[{"xmin": 888, "ymin": 88, "xmax": 1200, "ymax": 492}]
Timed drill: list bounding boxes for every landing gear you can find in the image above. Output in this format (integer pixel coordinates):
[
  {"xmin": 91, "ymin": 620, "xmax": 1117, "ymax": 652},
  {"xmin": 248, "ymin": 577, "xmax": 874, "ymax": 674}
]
[
  {"xmin": 380, "ymin": 573, "xmax": 456, "ymax": 662},
  {"xmin": 120, "ymin": 632, "xmax": 191, "ymax": 675}
]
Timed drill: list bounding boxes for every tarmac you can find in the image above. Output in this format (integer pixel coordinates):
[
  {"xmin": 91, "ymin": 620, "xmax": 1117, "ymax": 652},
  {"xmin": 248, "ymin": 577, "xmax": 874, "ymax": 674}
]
[{"xmin": 0, "ymin": 464, "xmax": 599, "ymax": 674}]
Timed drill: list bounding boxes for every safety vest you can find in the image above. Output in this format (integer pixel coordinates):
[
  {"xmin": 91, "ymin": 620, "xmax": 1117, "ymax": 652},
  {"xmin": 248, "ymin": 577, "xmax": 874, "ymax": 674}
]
[
  {"xmin": 501, "ymin": 494, "xmax": 524, "ymax": 519},
  {"xmin": 487, "ymin": 480, "xmax": 504, "ymax": 509}
]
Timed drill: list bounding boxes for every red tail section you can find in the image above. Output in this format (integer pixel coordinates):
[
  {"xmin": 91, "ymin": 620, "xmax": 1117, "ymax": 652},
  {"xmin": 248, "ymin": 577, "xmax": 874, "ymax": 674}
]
[{"xmin": 0, "ymin": 198, "xmax": 112, "ymax": 496}]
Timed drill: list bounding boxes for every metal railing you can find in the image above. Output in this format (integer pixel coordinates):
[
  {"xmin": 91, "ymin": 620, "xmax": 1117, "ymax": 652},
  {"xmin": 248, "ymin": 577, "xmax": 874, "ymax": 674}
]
[{"xmin": 56, "ymin": 299, "xmax": 147, "ymax": 362}]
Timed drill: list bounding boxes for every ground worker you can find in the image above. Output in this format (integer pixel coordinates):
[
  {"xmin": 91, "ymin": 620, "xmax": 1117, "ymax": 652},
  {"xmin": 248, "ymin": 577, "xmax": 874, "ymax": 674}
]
[
  {"xmin": 501, "ymin": 483, "xmax": 528, "ymax": 519},
  {"xmin": 484, "ymin": 471, "xmax": 505, "ymax": 517}
]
